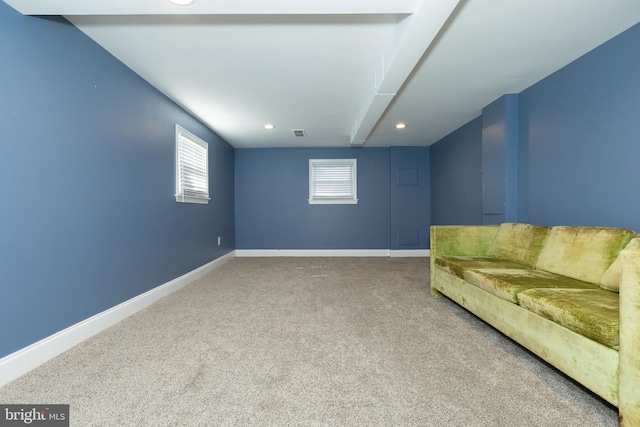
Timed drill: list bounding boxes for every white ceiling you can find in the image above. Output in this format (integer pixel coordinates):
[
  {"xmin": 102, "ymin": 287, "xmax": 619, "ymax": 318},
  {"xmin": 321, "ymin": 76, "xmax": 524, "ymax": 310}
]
[{"xmin": 6, "ymin": 0, "xmax": 640, "ymax": 148}]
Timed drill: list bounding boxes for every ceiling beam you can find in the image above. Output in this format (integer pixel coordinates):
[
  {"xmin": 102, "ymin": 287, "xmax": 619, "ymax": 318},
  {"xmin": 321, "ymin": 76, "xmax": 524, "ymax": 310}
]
[{"xmin": 350, "ymin": 0, "xmax": 463, "ymax": 146}]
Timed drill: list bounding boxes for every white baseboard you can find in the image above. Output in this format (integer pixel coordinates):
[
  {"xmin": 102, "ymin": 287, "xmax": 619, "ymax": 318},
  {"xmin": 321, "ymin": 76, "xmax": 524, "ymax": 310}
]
[
  {"xmin": 390, "ymin": 249, "xmax": 430, "ymax": 257},
  {"xmin": 236, "ymin": 249, "xmax": 430, "ymax": 257},
  {"xmin": 0, "ymin": 251, "xmax": 235, "ymax": 387},
  {"xmin": 235, "ymin": 249, "xmax": 390, "ymax": 257}
]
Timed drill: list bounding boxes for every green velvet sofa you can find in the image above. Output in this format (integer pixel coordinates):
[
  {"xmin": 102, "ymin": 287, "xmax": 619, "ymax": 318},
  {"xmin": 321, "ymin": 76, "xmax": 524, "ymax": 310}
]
[{"xmin": 430, "ymin": 223, "xmax": 640, "ymax": 426}]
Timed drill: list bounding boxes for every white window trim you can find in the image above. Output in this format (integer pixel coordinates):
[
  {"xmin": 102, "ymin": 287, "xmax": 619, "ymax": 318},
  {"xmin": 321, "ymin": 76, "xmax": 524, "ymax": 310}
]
[
  {"xmin": 175, "ymin": 125, "xmax": 210, "ymax": 204},
  {"xmin": 308, "ymin": 159, "xmax": 358, "ymax": 205}
]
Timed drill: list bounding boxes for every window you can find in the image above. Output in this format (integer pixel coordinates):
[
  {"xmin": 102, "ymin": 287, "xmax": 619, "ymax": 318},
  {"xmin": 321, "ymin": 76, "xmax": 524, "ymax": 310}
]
[
  {"xmin": 175, "ymin": 125, "xmax": 209, "ymax": 204},
  {"xmin": 308, "ymin": 159, "xmax": 358, "ymax": 205}
]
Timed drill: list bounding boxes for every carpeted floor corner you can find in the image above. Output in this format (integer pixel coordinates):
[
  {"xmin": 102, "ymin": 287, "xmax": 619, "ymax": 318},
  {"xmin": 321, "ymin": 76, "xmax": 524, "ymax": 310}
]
[{"xmin": 0, "ymin": 257, "xmax": 617, "ymax": 426}]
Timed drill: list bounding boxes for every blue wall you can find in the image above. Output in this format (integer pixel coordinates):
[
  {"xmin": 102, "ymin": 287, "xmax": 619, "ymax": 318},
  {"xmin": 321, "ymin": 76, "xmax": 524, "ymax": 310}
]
[
  {"xmin": 0, "ymin": 4, "xmax": 235, "ymax": 358},
  {"xmin": 431, "ymin": 22, "xmax": 640, "ymax": 231},
  {"xmin": 430, "ymin": 117, "xmax": 483, "ymax": 225},
  {"xmin": 235, "ymin": 147, "xmax": 431, "ymax": 250},
  {"xmin": 235, "ymin": 148, "xmax": 390, "ymax": 249},
  {"xmin": 518, "ymin": 22, "xmax": 640, "ymax": 229}
]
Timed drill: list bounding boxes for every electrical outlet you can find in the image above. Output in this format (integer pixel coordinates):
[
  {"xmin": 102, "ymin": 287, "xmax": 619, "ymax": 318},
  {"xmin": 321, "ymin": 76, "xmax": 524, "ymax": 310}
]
[{"xmin": 217, "ymin": 236, "xmax": 221, "ymax": 246}]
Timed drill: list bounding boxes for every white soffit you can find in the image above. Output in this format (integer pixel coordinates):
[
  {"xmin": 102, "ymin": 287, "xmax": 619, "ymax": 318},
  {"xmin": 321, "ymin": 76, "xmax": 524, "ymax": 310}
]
[{"xmin": 2, "ymin": 0, "xmax": 419, "ymax": 15}]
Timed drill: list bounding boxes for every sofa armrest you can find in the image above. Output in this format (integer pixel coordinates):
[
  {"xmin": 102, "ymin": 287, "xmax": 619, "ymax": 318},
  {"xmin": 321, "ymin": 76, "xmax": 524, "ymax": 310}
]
[
  {"xmin": 619, "ymin": 244, "xmax": 640, "ymax": 426},
  {"xmin": 430, "ymin": 225, "xmax": 499, "ymax": 296}
]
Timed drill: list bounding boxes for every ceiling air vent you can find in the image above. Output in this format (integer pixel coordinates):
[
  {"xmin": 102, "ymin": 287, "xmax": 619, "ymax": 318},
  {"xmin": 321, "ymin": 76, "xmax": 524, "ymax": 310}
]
[{"xmin": 292, "ymin": 129, "xmax": 306, "ymax": 137}]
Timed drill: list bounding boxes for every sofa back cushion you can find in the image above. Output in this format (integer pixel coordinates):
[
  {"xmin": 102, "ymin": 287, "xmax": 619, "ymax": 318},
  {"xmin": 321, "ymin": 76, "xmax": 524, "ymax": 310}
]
[
  {"xmin": 536, "ymin": 226, "xmax": 635, "ymax": 284},
  {"xmin": 486, "ymin": 223, "xmax": 550, "ymax": 268},
  {"xmin": 599, "ymin": 237, "xmax": 640, "ymax": 292}
]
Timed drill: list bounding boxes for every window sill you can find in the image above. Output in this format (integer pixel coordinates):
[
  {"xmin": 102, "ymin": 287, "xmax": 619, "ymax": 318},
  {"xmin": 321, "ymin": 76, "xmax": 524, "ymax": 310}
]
[
  {"xmin": 308, "ymin": 198, "xmax": 358, "ymax": 205},
  {"xmin": 176, "ymin": 195, "xmax": 210, "ymax": 204}
]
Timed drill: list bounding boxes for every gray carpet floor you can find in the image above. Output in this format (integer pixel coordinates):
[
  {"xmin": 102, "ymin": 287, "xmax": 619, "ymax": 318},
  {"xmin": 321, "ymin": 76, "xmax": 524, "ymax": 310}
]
[{"xmin": 0, "ymin": 257, "xmax": 618, "ymax": 426}]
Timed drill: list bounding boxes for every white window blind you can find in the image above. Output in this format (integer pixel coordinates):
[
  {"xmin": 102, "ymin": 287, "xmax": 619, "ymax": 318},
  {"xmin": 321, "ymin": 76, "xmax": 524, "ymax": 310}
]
[
  {"xmin": 175, "ymin": 125, "xmax": 210, "ymax": 204},
  {"xmin": 309, "ymin": 159, "xmax": 358, "ymax": 205}
]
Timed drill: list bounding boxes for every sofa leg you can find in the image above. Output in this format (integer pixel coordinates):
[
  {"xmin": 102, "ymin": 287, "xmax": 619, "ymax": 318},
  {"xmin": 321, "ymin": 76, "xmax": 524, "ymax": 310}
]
[{"xmin": 430, "ymin": 287, "xmax": 443, "ymax": 298}]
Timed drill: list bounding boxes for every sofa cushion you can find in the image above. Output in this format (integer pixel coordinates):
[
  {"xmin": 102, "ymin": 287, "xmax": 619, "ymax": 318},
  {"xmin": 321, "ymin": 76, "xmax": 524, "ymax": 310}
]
[
  {"xmin": 535, "ymin": 226, "xmax": 635, "ymax": 284},
  {"xmin": 435, "ymin": 256, "xmax": 529, "ymax": 280},
  {"xmin": 486, "ymin": 223, "xmax": 551, "ymax": 268},
  {"xmin": 599, "ymin": 237, "xmax": 640, "ymax": 292},
  {"xmin": 464, "ymin": 268, "xmax": 599, "ymax": 303},
  {"xmin": 517, "ymin": 288, "xmax": 619, "ymax": 349}
]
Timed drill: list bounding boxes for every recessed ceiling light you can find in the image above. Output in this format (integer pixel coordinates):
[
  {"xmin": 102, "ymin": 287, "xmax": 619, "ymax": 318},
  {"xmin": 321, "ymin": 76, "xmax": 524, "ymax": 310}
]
[
  {"xmin": 263, "ymin": 124, "xmax": 275, "ymax": 130},
  {"xmin": 395, "ymin": 123, "xmax": 407, "ymax": 129},
  {"xmin": 166, "ymin": 0, "xmax": 195, "ymax": 5}
]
